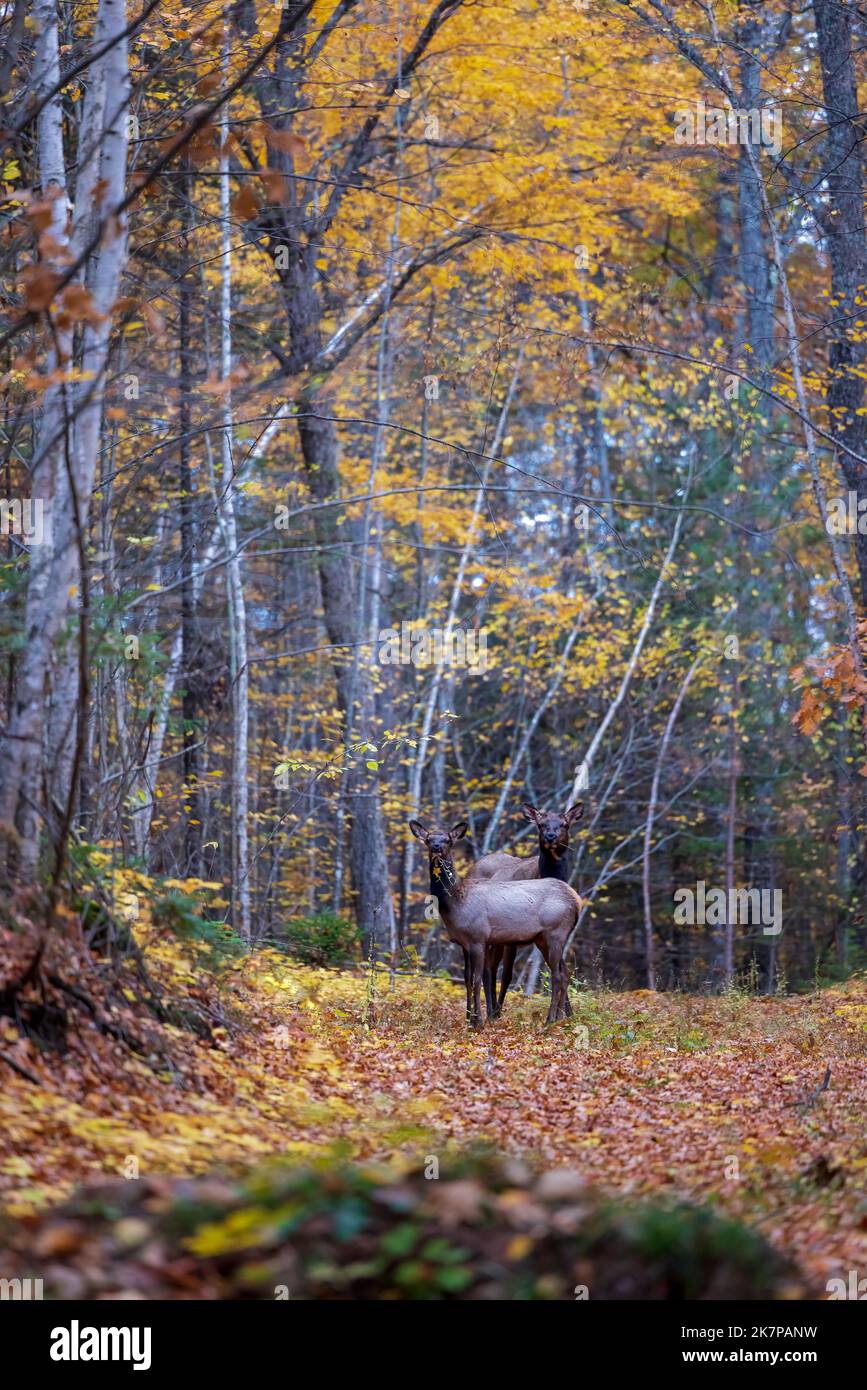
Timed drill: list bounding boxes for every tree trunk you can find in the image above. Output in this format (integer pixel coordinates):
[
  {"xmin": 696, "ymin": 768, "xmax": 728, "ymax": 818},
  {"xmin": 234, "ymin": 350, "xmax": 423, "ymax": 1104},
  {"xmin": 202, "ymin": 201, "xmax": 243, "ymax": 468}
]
[
  {"xmin": 813, "ymin": 0, "xmax": 867, "ymax": 607},
  {"xmin": 295, "ymin": 399, "xmax": 394, "ymax": 952},
  {"xmin": 642, "ymin": 657, "xmax": 700, "ymax": 989},
  {"xmin": 722, "ymin": 663, "xmax": 739, "ymax": 989},
  {"xmin": 178, "ymin": 161, "xmax": 204, "ymax": 877},
  {"xmin": 0, "ymin": 0, "xmax": 129, "ymax": 880},
  {"xmin": 217, "ymin": 42, "xmax": 251, "ymax": 940}
]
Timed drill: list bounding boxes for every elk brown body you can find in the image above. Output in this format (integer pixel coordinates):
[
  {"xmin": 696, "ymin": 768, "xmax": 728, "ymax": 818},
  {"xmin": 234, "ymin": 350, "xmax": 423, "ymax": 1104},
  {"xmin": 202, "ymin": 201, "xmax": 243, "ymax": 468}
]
[
  {"xmin": 468, "ymin": 803, "xmax": 584, "ymax": 1016},
  {"xmin": 410, "ymin": 817, "xmax": 580, "ymax": 1028}
]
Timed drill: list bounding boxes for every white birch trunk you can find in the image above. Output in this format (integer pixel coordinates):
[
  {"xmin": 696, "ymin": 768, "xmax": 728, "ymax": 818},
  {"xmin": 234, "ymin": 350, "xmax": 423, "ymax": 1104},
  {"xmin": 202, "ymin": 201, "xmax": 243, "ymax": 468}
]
[
  {"xmin": 400, "ymin": 348, "xmax": 523, "ymax": 924},
  {"xmin": 215, "ymin": 29, "xmax": 251, "ymax": 938},
  {"xmin": 568, "ymin": 454, "xmax": 693, "ymax": 805},
  {"xmin": 641, "ymin": 656, "xmax": 700, "ymax": 989},
  {"xmin": 0, "ymin": 0, "xmax": 129, "ymax": 873}
]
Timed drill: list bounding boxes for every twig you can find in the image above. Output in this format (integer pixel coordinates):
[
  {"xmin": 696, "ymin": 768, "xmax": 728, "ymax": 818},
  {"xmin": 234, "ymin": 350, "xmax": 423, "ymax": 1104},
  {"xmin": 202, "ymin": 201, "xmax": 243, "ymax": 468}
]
[{"xmin": 0, "ymin": 1050, "xmax": 42, "ymax": 1086}]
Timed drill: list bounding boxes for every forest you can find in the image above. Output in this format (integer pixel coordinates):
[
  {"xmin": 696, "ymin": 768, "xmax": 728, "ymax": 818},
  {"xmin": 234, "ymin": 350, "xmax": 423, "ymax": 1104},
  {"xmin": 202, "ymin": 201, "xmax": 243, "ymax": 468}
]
[{"xmin": 0, "ymin": 0, "xmax": 865, "ymax": 1315}]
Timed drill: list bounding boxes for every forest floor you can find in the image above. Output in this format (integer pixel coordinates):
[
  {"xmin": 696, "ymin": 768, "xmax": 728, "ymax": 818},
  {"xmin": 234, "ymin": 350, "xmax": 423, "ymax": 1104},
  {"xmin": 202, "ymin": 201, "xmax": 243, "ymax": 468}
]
[{"xmin": 1, "ymin": 908, "xmax": 865, "ymax": 1295}]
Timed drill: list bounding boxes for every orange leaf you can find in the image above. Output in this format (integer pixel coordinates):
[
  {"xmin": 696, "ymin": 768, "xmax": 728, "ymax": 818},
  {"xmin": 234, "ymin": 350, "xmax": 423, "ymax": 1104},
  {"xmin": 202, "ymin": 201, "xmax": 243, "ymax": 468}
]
[
  {"xmin": 21, "ymin": 264, "xmax": 60, "ymax": 310},
  {"xmin": 61, "ymin": 284, "xmax": 105, "ymax": 327},
  {"xmin": 231, "ymin": 184, "xmax": 261, "ymax": 221},
  {"xmin": 260, "ymin": 169, "xmax": 290, "ymax": 205},
  {"xmin": 264, "ymin": 126, "xmax": 306, "ymax": 158}
]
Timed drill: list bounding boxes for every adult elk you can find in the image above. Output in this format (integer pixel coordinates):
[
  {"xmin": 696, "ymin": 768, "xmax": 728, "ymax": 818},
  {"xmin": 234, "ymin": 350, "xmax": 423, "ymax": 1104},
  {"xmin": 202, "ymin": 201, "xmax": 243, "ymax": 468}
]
[
  {"xmin": 469, "ymin": 802, "xmax": 584, "ymax": 1016},
  {"xmin": 409, "ymin": 818, "xmax": 579, "ymax": 1028}
]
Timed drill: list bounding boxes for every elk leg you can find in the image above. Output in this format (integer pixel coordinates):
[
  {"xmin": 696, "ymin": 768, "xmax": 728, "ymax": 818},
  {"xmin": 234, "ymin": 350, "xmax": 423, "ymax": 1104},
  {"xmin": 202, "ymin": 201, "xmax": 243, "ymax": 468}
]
[
  {"xmin": 543, "ymin": 940, "xmax": 564, "ymax": 1025},
  {"xmin": 469, "ymin": 943, "xmax": 486, "ymax": 1030},
  {"xmin": 483, "ymin": 948, "xmax": 497, "ymax": 1022},
  {"xmin": 560, "ymin": 960, "xmax": 573, "ymax": 1019},
  {"xmin": 487, "ymin": 944, "xmax": 503, "ymax": 1018},
  {"xmin": 462, "ymin": 947, "xmax": 473, "ymax": 1025},
  {"xmin": 496, "ymin": 944, "xmax": 516, "ymax": 1017},
  {"xmin": 532, "ymin": 938, "xmax": 557, "ymax": 1025}
]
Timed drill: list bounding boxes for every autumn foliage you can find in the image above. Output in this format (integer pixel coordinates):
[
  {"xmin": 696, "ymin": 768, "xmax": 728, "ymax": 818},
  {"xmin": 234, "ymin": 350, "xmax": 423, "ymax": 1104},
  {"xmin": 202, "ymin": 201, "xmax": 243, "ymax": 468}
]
[
  {"xmin": 3, "ymin": 0, "xmax": 867, "ymax": 1307},
  {"xmin": 1, "ymin": 873, "xmax": 865, "ymax": 1295}
]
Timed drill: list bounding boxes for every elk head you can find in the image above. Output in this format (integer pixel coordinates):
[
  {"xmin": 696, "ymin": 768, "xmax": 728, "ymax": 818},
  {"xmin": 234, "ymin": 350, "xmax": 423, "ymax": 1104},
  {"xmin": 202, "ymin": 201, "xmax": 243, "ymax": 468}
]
[
  {"xmin": 410, "ymin": 819, "xmax": 470, "ymax": 921},
  {"xmin": 521, "ymin": 802, "xmax": 583, "ymax": 863},
  {"xmin": 409, "ymin": 819, "xmax": 468, "ymax": 877}
]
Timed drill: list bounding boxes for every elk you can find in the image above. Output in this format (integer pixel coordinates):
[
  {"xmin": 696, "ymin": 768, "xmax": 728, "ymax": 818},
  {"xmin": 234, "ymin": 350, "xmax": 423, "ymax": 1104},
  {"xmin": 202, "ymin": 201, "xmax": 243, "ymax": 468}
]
[
  {"xmin": 469, "ymin": 802, "xmax": 584, "ymax": 1016},
  {"xmin": 409, "ymin": 817, "xmax": 580, "ymax": 1029}
]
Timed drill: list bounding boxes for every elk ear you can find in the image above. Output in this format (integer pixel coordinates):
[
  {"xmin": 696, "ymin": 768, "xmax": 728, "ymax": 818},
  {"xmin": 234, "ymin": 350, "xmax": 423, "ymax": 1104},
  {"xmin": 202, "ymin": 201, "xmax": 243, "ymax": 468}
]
[
  {"xmin": 449, "ymin": 821, "xmax": 468, "ymax": 842},
  {"xmin": 408, "ymin": 819, "xmax": 429, "ymax": 843},
  {"xmin": 565, "ymin": 802, "xmax": 584, "ymax": 826},
  {"xmin": 522, "ymin": 803, "xmax": 541, "ymax": 824}
]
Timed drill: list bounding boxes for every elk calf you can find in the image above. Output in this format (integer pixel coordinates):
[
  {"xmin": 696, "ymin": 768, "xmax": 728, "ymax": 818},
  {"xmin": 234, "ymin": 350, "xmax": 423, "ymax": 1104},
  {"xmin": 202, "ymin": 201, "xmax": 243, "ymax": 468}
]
[{"xmin": 410, "ymin": 818, "xmax": 580, "ymax": 1028}]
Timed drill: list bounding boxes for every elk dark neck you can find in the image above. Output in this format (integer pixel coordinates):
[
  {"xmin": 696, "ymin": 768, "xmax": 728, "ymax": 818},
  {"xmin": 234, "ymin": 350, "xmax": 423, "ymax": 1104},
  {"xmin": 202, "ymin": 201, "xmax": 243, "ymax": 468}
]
[
  {"xmin": 538, "ymin": 845, "xmax": 569, "ymax": 881},
  {"xmin": 429, "ymin": 856, "xmax": 460, "ymax": 913}
]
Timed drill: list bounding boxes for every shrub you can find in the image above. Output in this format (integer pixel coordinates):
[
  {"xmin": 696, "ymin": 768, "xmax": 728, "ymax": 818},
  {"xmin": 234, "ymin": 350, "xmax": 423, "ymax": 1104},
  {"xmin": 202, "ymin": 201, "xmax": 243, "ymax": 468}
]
[
  {"xmin": 0, "ymin": 1149, "xmax": 809, "ymax": 1300},
  {"xmin": 153, "ymin": 891, "xmax": 243, "ymax": 967},
  {"xmin": 281, "ymin": 912, "xmax": 361, "ymax": 967}
]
